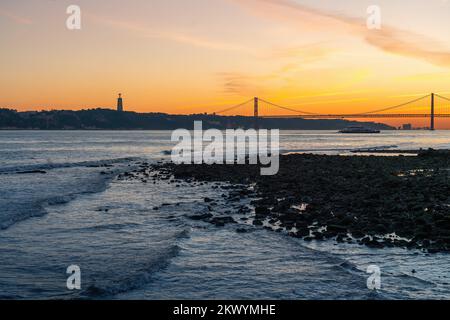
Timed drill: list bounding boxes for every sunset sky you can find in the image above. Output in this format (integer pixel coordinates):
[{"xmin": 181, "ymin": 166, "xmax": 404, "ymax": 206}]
[{"xmin": 1, "ymin": 0, "xmax": 450, "ymax": 128}]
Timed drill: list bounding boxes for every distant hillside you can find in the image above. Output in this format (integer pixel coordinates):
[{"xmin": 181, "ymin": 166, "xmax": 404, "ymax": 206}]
[{"xmin": 0, "ymin": 108, "xmax": 395, "ymax": 130}]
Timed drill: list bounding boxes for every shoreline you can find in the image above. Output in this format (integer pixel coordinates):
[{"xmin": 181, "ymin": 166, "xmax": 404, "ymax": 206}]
[
  {"xmin": 351, "ymin": 148, "xmax": 450, "ymax": 155},
  {"xmin": 134, "ymin": 150, "xmax": 450, "ymax": 253}
]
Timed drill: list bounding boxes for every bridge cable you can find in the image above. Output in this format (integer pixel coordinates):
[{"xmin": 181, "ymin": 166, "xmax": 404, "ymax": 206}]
[
  {"xmin": 214, "ymin": 93, "xmax": 436, "ymax": 117},
  {"xmin": 213, "ymin": 98, "xmax": 254, "ymax": 115},
  {"xmin": 435, "ymin": 94, "xmax": 450, "ymax": 102},
  {"xmin": 355, "ymin": 94, "xmax": 431, "ymax": 115},
  {"xmin": 259, "ymin": 94, "xmax": 430, "ymax": 116},
  {"xmin": 436, "ymin": 94, "xmax": 450, "ymax": 114},
  {"xmin": 258, "ymin": 98, "xmax": 320, "ymax": 115}
]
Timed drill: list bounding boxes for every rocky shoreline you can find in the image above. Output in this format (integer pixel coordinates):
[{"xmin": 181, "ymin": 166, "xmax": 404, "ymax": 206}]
[{"xmin": 120, "ymin": 150, "xmax": 450, "ymax": 253}]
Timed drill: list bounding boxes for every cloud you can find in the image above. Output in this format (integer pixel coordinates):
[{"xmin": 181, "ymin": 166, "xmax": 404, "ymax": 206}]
[
  {"xmin": 217, "ymin": 72, "xmax": 264, "ymax": 95},
  {"xmin": 89, "ymin": 14, "xmax": 254, "ymax": 54},
  {"xmin": 229, "ymin": 0, "xmax": 450, "ymax": 67},
  {"xmin": 269, "ymin": 42, "xmax": 337, "ymax": 62},
  {"xmin": 0, "ymin": 9, "xmax": 32, "ymax": 25},
  {"xmin": 364, "ymin": 28, "xmax": 450, "ymax": 67}
]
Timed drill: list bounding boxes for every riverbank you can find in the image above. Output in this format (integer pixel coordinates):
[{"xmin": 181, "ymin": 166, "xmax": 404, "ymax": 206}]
[
  {"xmin": 352, "ymin": 148, "xmax": 450, "ymax": 156},
  {"xmin": 0, "ymin": 109, "xmax": 394, "ymax": 130},
  {"xmin": 130, "ymin": 150, "xmax": 450, "ymax": 253}
]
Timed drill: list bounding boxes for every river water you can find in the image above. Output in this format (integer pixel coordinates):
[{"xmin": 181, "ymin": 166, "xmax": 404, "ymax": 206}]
[{"xmin": 0, "ymin": 130, "xmax": 449, "ymax": 299}]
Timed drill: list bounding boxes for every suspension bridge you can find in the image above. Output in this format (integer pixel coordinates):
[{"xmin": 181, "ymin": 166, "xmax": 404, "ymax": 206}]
[{"xmin": 210, "ymin": 93, "xmax": 450, "ymax": 130}]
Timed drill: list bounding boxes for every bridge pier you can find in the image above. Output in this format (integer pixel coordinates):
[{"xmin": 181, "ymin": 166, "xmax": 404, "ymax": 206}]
[
  {"xmin": 430, "ymin": 93, "xmax": 435, "ymax": 131},
  {"xmin": 254, "ymin": 97, "xmax": 259, "ymax": 130}
]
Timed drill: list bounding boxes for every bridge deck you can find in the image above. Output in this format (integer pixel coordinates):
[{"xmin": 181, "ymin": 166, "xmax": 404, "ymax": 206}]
[{"xmin": 261, "ymin": 114, "xmax": 450, "ymax": 119}]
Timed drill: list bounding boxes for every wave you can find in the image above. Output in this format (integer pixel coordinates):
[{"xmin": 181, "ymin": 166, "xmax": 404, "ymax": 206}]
[
  {"xmin": 281, "ymin": 148, "xmax": 352, "ymax": 153},
  {"xmin": 0, "ymin": 157, "xmax": 141, "ymax": 175},
  {"xmin": 351, "ymin": 145, "xmax": 398, "ymax": 152},
  {"xmin": 281, "ymin": 145, "xmax": 399, "ymax": 154},
  {"xmin": 336, "ymin": 260, "xmax": 363, "ymax": 274},
  {"xmin": 393, "ymin": 273, "xmax": 436, "ymax": 286},
  {"xmin": 0, "ymin": 203, "xmax": 47, "ymax": 231},
  {"xmin": 161, "ymin": 150, "xmax": 172, "ymax": 156},
  {"xmin": 81, "ymin": 245, "xmax": 181, "ymax": 298},
  {"xmin": 71, "ymin": 222, "xmax": 143, "ymax": 233},
  {"xmin": 0, "ymin": 158, "xmax": 141, "ymax": 231}
]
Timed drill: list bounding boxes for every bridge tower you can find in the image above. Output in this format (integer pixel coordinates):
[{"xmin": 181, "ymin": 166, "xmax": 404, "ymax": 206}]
[
  {"xmin": 430, "ymin": 93, "xmax": 435, "ymax": 131},
  {"xmin": 254, "ymin": 97, "xmax": 259, "ymax": 130}
]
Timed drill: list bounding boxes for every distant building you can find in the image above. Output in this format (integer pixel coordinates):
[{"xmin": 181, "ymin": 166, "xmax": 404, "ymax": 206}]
[
  {"xmin": 117, "ymin": 93, "xmax": 123, "ymax": 112},
  {"xmin": 402, "ymin": 123, "xmax": 412, "ymax": 130}
]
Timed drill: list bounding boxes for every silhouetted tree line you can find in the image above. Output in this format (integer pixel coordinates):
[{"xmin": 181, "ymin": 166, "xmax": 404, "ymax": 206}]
[{"xmin": 0, "ymin": 108, "xmax": 394, "ymax": 130}]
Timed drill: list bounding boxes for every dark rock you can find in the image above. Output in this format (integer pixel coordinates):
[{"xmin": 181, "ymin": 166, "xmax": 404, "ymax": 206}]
[
  {"xmin": 149, "ymin": 153, "xmax": 450, "ymax": 252},
  {"xmin": 210, "ymin": 216, "xmax": 236, "ymax": 227},
  {"xmin": 327, "ymin": 224, "xmax": 348, "ymax": 233},
  {"xmin": 252, "ymin": 219, "xmax": 263, "ymax": 226},
  {"xmin": 17, "ymin": 170, "xmax": 47, "ymax": 174},
  {"xmin": 187, "ymin": 213, "xmax": 213, "ymax": 221},
  {"xmin": 351, "ymin": 230, "xmax": 365, "ymax": 239},
  {"xmin": 336, "ymin": 233, "xmax": 346, "ymax": 243},
  {"xmin": 255, "ymin": 206, "xmax": 270, "ymax": 216}
]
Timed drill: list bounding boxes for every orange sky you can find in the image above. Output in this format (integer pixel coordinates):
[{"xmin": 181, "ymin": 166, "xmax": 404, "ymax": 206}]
[{"xmin": 1, "ymin": 0, "xmax": 450, "ymax": 128}]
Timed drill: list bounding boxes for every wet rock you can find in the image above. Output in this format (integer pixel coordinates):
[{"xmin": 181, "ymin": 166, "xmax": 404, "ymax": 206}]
[
  {"xmin": 351, "ymin": 230, "xmax": 365, "ymax": 239},
  {"xmin": 314, "ymin": 233, "xmax": 324, "ymax": 240},
  {"xmin": 150, "ymin": 152, "xmax": 450, "ymax": 252},
  {"xmin": 210, "ymin": 216, "xmax": 236, "ymax": 227},
  {"xmin": 366, "ymin": 240, "xmax": 385, "ymax": 249},
  {"xmin": 327, "ymin": 225, "xmax": 347, "ymax": 233},
  {"xmin": 255, "ymin": 206, "xmax": 270, "ymax": 217},
  {"xmin": 252, "ymin": 219, "xmax": 263, "ymax": 226},
  {"xmin": 237, "ymin": 206, "xmax": 251, "ymax": 215},
  {"xmin": 336, "ymin": 234, "xmax": 346, "ymax": 243},
  {"xmin": 296, "ymin": 228, "xmax": 310, "ymax": 238},
  {"xmin": 17, "ymin": 170, "xmax": 47, "ymax": 174},
  {"xmin": 374, "ymin": 224, "xmax": 388, "ymax": 234},
  {"xmin": 187, "ymin": 213, "xmax": 213, "ymax": 221}
]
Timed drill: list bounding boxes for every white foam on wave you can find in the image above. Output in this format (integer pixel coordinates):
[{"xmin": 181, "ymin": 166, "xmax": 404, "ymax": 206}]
[
  {"xmin": 0, "ymin": 157, "xmax": 140, "ymax": 174},
  {"xmin": 0, "ymin": 158, "xmax": 141, "ymax": 230}
]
